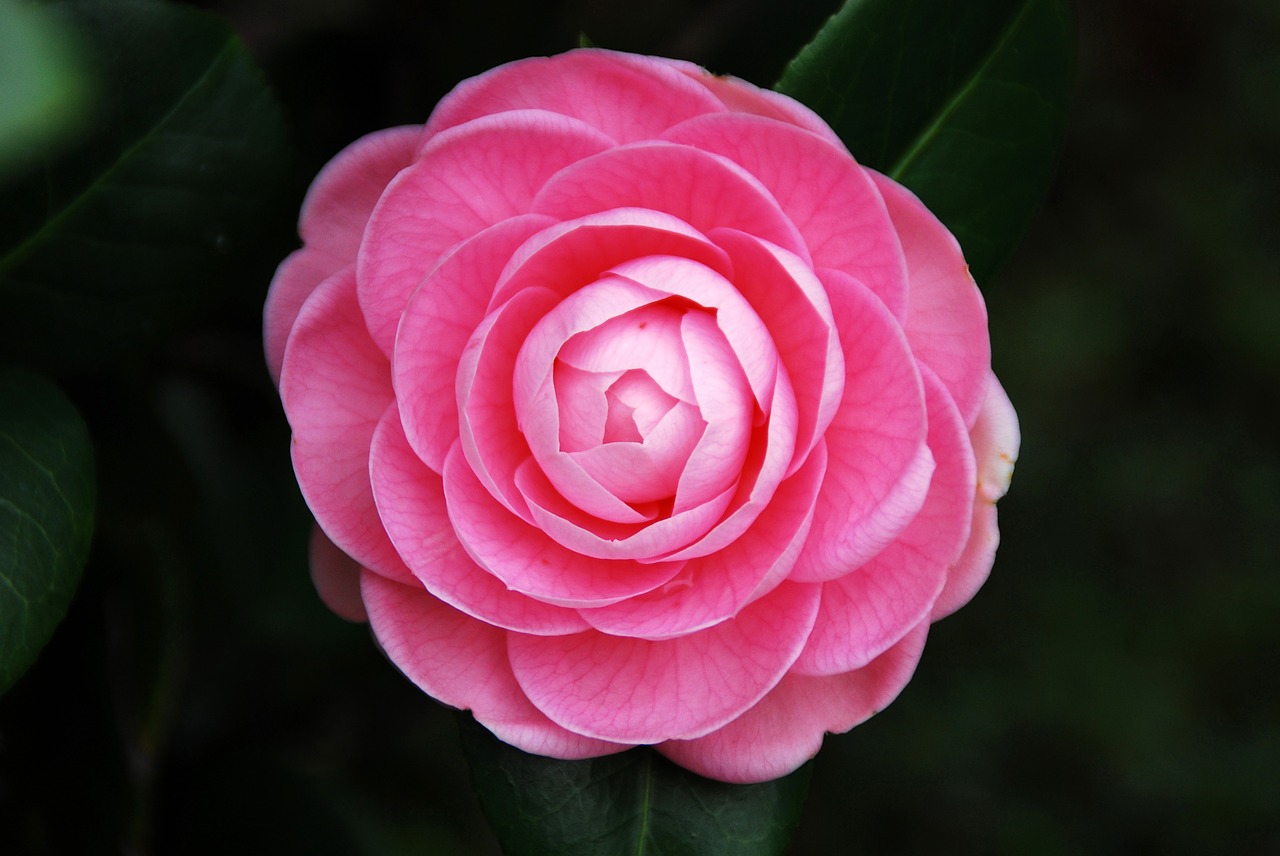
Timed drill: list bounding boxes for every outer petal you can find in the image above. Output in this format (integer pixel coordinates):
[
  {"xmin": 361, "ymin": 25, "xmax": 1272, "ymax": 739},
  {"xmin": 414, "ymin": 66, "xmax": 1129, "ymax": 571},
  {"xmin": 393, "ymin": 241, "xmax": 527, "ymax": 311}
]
[
  {"xmin": 308, "ymin": 525, "xmax": 367, "ymax": 623},
  {"xmin": 657, "ymin": 58, "xmax": 847, "ymax": 148},
  {"xmin": 265, "ymin": 126, "xmax": 422, "ymax": 384},
  {"xmin": 359, "ymin": 111, "xmax": 613, "ymax": 353},
  {"xmin": 790, "ymin": 275, "xmax": 933, "ymax": 582},
  {"xmin": 667, "ymin": 115, "xmax": 908, "ymax": 320},
  {"xmin": 280, "ymin": 267, "xmax": 412, "ymax": 583},
  {"xmin": 422, "ymin": 49, "xmax": 725, "ymax": 144},
  {"xmin": 507, "ymin": 581, "xmax": 821, "ymax": 744},
  {"xmin": 531, "ymin": 142, "xmax": 810, "ymax": 264},
  {"xmin": 298, "ymin": 125, "xmax": 424, "ymax": 264},
  {"xmin": 362, "ymin": 572, "xmax": 626, "ymax": 759},
  {"xmin": 370, "ymin": 404, "xmax": 590, "ymax": 635},
  {"xmin": 394, "ymin": 214, "xmax": 556, "ymax": 473},
  {"xmin": 793, "ymin": 368, "xmax": 973, "ymax": 675},
  {"xmin": 932, "ymin": 372, "xmax": 1019, "ymax": 618},
  {"xmin": 658, "ymin": 623, "xmax": 928, "ymax": 784},
  {"xmin": 871, "ymin": 171, "xmax": 991, "ymax": 428}
]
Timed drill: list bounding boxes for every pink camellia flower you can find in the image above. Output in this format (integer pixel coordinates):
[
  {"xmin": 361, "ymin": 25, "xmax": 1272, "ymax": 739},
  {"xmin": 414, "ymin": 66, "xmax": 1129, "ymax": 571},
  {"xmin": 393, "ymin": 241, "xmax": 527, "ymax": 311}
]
[{"xmin": 266, "ymin": 48, "xmax": 1019, "ymax": 784}]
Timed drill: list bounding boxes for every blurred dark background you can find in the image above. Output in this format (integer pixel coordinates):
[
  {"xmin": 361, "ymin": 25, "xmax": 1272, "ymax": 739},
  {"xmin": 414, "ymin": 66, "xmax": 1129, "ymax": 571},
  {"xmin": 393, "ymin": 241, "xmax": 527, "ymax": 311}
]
[{"xmin": 2, "ymin": 0, "xmax": 1277, "ymax": 853}]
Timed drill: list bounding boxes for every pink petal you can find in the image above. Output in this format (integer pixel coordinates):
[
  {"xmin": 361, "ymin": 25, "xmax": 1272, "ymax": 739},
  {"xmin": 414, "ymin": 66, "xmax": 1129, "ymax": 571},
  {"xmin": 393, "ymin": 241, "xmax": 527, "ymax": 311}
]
[
  {"xmin": 531, "ymin": 142, "xmax": 809, "ymax": 263},
  {"xmin": 870, "ymin": 171, "xmax": 992, "ymax": 428},
  {"xmin": 570, "ymin": 397, "xmax": 704, "ymax": 504},
  {"xmin": 422, "ymin": 49, "xmax": 724, "ymax": 145},
  {"xmin": 394, "ymin": 214, "xmax": 556, "ymax": 473},
  {"xmin": 369, "ymin": 405, "xmax": 590, "ymax": 635},
  {"xmin": 667, "ymin": 115, "xmax": 908, "ymax": 320},
  {"xmin": 932, "ymin": 372, "xmax": 1019, "ymax": 618},
  {"xmin": 510, "ymin": 277, "xmax": 675, "ymax": 524},
  {"xmin": 660, "ymin": 365, "xmax": 799, "ymax": 563},
  {"xmin": 708, "ymin": 228, "xmax": 846, "ymax": 474},
  {"xmin": 657, "ymin": 623, "xmax": 928, "ymax": 784},
  {"xmin": 790, "ymin": 273, "xmax": 933, "ymax": 583},
  {"xmin": 491, "ymin": 207, "xmax": 732, "ymax": 311},
  {"xmin": 507, "ymin": 580, "xmax": 821, "ymax": 744},
  {"xmin": 308, "ymin": 524, "xmax": 367, "ymax": 623},
  {"xmin": 358, "ymin": 111, "xmax": 613, "ymax": 354},
  {"xmin": 555, "ymin": 299, "xmax": 696, "ymax": 405},
  {"xmin": 606, "ymin": 255, "xmax": 780, "ymax": 407},
  {"xmin": 793, "ymin": 368, "xmax": 974, "ymax": 675},
  {"xmin": 579, "ymin": 440, "xmax": 826, "ymax": 640},
  {"xmin": 280, "ymin": 267, "xmax": 412, "ymax": 583},
  {"xmin": 265, "ymin": 248, "xmax": 337, "ymax": 386},
  {"xmin": 265, "ymin": 126, "xmax": 423, "ymax": 385},
  {"xmin": 362, "ymin": 571, "xmax": 627, "ymax": 759},
  {"xmin": 443, "ymin": 444, "xmax": 684, "ymax": 607},
  {"xmin": 661, "ymin": 58, "xmax": 847, "ymax": 147},
  {"xmin": 671, "ymin": 309, "xmax": 754, "ymax": 512},
  {"xmin": 298, "ymin": 125, "xmax": 424, "ymax": 264},
  {"xmin": 515, "ymin": 457, "xmax": 736, "ymax": 562},
  {"xmin": 457, "ymin": 285, "xmax": 562, "ymax": 520}
]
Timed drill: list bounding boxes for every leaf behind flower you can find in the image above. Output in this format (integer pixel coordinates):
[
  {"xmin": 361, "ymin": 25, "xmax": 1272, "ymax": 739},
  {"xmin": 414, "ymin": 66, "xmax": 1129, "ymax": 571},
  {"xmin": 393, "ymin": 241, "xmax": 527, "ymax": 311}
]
[
  {"xmin": 0, "ymin": 0, "xmax": 290, "ymax": 375},
  {"xmin": 457, "ymin": 714, "xmax": 812, "ymax": 856},
  {"xmin": 0, "ymin": 369, "xmax": 95, "ymax": 695},
  {"xmin": 777, "ymin": 0, "xmax": 1074, "ymax": 285}
]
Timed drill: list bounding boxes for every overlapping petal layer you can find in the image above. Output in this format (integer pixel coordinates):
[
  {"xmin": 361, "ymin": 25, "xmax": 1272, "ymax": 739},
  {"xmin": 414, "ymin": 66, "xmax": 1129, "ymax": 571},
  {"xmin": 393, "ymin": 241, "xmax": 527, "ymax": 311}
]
[{"xmin": 268, "ymin": 47, "xmax": 1018, "ymax": 784}]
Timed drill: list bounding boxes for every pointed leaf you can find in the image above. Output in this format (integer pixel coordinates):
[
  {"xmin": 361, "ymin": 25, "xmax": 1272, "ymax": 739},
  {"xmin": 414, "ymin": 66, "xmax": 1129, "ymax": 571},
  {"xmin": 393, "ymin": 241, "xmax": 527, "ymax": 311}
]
[
  {"xmin": 458, "ymin": 715, "xmax": 811, "ymax": 856},
  {"xmin": 0, "ymin": 369, "xmax": 95, "ymax": 695},
  {"xmin": 0, "ymin": 0, "xmax": 290, "ymax": 374},
  {"xmin": 777, "ymin": 0, "xmax": 1073, "ymax": 283}
]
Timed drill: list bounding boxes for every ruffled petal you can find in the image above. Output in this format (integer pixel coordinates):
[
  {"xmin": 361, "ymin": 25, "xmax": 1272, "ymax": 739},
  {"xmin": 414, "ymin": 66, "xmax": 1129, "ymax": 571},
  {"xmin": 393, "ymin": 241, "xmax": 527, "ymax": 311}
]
[
  {"xmin": 657, "ymin": 623, "xmax": 928, "ymax": 783},
  {"xmin": 362, "ymin": 572, "xmax": 626, "ymax": 759},
  {"xmin": 507, "ymin": 580, "xmax": 821, "ymax": 744}
]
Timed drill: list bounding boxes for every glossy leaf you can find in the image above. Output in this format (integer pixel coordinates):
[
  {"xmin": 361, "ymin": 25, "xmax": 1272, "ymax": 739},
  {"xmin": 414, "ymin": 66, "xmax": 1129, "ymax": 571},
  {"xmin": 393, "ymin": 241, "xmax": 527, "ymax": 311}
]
[
  {"xmin": 0, "ymin": 0, "xmax": 86, "ymax": 179},
  {"xmin": 0, "ymin": 369, "xmax": 95, "ymax": 695},
  {"xmin": 458, "ymin": 715, "xmax": 812, "ymax": 856},
  {"xmin": 0, "ymin": 0, "xmax": 290, "ymax": 375},
  {"xmin": 777, "ymin": 0, "xmax": 1073, "ymax": 284}
]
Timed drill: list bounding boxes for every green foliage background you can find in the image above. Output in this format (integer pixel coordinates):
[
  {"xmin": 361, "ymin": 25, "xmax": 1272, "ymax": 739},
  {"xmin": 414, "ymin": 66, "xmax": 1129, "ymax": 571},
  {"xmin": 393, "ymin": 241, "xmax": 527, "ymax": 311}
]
[{"xmin": 1, "ymin": 0, "xmax": 1277, "ymax": 853}]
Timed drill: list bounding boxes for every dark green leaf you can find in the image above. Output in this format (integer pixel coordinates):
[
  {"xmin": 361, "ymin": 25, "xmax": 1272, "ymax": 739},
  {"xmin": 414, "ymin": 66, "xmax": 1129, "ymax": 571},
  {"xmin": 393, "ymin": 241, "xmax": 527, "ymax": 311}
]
[
  {"xmin": 777, "ymin": 0, "xmax": 1073, "ymax": 284},
  {"xmin": 0, "ymin": 369, "xmax": 95, "ymax": 694},
  {"xmin": 0, "ymin": 0, "xmax": 290, "ymax": 375},
  {"xmin": 458, "ymin": 714, "xmax": 811, "ymax": 856},
  {"xmin": 0, "ymin": 0, "xmax": 87, "ymax": 179}
]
